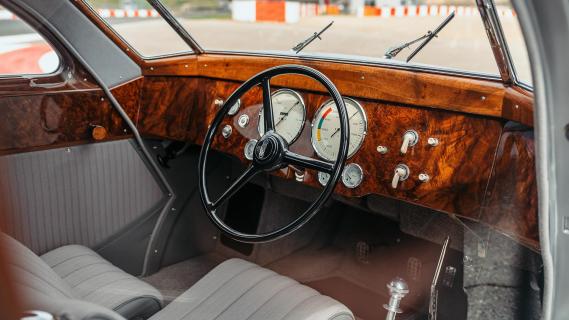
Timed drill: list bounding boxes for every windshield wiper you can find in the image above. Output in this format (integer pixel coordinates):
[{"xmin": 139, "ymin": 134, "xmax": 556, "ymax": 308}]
[
  {"xmin": 384, "ymin": 12, "xmax": 455, "ymax": 62},
  {"xmin": 292, "ymin": 21, "xmax": 334, "ymax": 54}
]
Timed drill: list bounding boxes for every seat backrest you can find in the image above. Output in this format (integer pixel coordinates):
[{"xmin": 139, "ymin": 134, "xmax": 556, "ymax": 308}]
[{"xmin": 1, "ymin": 234, "xmax": 124, "ymax": 320}]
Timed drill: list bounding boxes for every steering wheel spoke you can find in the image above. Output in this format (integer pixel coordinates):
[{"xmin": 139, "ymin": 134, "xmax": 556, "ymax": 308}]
[
  {"xmin": 261, "ymin": 78, "xmax": 275, "ymax": 132},
  {"xmin": 211, "ymin": 165, "xmax": 259, "ymax": 210},
  {"xmin": 284, "ymin": 150, "xmax": 334, "ymax": 173}
]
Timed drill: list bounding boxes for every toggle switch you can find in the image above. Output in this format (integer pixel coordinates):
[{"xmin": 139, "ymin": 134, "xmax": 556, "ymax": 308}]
[
  {"xmin": 400, "ymin": 130, "xmax": 419, "ymax": 154},
  {"xmin": 392, "ymin": 164, "xmax": 410, "ymax": 189}
]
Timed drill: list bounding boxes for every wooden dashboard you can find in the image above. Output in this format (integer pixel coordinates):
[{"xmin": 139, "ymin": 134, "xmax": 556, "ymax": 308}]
[
  {"xmin": 0, "ymin": 53, "xmax": 538, "ymax": 251},
  {"xmin": 131, "ymin": 55, "xmax": 537, "ymax": 250}
]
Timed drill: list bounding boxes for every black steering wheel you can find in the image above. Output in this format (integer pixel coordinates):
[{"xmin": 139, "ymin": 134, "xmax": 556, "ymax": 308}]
[{"xmin": 198, "ymin": 65, "xmax": 349, "ymax": 243}]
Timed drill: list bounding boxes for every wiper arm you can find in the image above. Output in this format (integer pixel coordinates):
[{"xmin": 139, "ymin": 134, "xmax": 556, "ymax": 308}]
[
  {"xmin": 292, "ymin": 21, "xmax": 334, "ymax": 54},
  {"xmin": 384, "ymin": 12, "xmax": 455, "ymax": 62}
]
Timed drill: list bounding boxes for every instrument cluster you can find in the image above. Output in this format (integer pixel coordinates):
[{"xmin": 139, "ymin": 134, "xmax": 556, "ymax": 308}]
[{"xmin": 233, "ymin": 88, "xmax": 368, "ymax": 189}]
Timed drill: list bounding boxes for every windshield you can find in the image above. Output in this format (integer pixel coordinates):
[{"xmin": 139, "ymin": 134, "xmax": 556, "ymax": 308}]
[{"xmin": 86, "ymin": 0, "xmax": 530, "ymax": 84}]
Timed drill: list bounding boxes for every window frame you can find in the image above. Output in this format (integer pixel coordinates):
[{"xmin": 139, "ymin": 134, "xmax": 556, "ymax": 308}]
[{"xmin": 79, "ymin": 0, "xmax": 196, "ymax": 61}]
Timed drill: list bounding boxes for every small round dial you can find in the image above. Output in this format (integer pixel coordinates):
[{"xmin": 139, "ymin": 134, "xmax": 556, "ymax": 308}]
[
  {"xmin": 258, "ymin": 89, "xmax": 305, "ymax": 143},
  {"xmin": 244, "ymin": 139, "xmax": 257, "ymax": 160},
  {"xmin": 318, "ymin": 172, "xmax": 330, "ymax": 186},
  {"xmin": 311, "ymin": 98, "xmax": 367, "ymax": 161},
  {"xmin": 342, "ymin": 163, "xmax": 363, "ymax": 188}
]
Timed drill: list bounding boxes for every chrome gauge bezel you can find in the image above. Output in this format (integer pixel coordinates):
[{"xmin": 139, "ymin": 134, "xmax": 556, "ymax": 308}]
[
  {"xmin": 257, "ymin": 89, "xmax": 306, "ymax": 144},
  {"xmin": 341, "ymin": 163, "xmax": 364, "ymax": 189},
  {"xmin": 310, "ymin": 97, "xmax": 368, "ymax": 161}
]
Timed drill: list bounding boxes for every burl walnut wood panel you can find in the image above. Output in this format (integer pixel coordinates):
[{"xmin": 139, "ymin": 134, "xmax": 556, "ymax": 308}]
[
  {"xmin": 0, "ymin": 79, "xmax": 142, "ymax": 156},
  {"xmin": 185, "ymin": 78, "xmax": 502, "ymax": 221},
  {"xmin": 144, "ymin": 54, "xmax": 534, "ymax": 126},
  {"xmin": 138, "ymin": 77, "xmax": 200, "ymax": 141},
  {"xmin": 480, "ymin": 123, "xmax": 539, "ymax": 249}
]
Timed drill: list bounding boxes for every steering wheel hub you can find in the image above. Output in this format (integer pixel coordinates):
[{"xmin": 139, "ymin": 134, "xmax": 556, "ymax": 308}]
[{"xmin": 253, "ymin": 133, "xmax": 286, "ymax": 169}]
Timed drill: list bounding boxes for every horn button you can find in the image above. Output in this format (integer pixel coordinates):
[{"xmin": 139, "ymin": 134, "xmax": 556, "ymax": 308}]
[{"xmin": 253, "ymin": 133, "xmax": 287, "ymax": 170}]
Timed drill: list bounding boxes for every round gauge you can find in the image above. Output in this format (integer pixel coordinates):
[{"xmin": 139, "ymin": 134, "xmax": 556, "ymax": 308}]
[
  {"xmin": 342, "ymin": 163, "xmax": 364, "ymax": 188},
  {"xmin": 318, "ymin": 172, "xmax": 330, "ymax": 186},
  {"xmin": 244, "ymin": 139, "xmax": 257, "ymax": 160},
  {"xmin": 258, "ymin": 89, "xmax": 306, "ymax": 143},
  {"xmin": 228, "ymin": 99, "xmax": 241, "ymax": 116},
  {"xmin": 311, "ymin": 98, "xmax": 367, "ymax": 161}
]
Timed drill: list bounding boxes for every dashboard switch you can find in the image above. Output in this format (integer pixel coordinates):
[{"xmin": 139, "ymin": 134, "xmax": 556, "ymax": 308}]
[
  {"xmin": 377, "ymin": 145, "xmax": 388, "ymax": 154},
  {"xmin": 400, "ymin": 130, "xmax": 419, "ymax": 154},
  {"xmin": 392, "ymin": 164, "xmax": 410, "ymax": 189},
  {"xmin": 418, "ymin": 173, "xmax": 430, "ymax": 182},
  {"xmin": 427, "ymin": 137, "xmax": 439, "ymax": 147}
]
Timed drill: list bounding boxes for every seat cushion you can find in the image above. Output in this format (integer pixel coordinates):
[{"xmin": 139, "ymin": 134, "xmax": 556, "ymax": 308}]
[
  {"xmin": 41, "ymin": 244, "xmax": 163, "ymax": 319},
  {"xmin": 150, "ymin": 258, "xmax": 354, "ymax": 320}
]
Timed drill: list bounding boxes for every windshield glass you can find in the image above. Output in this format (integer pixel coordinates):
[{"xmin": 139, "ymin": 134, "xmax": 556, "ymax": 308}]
[
  {"xmin": 159, "ymin": 0, "xmax": 501, "ymax": 75},
  {"xmin": 86, "ymin": 0, "xmax": 530, "ymax": 82}
]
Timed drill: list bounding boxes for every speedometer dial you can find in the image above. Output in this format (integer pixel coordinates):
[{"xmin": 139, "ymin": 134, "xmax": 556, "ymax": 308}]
[
  {"xmin": 311, "ymin": 98, "xmax": 367, "ymax": 161},
  {"xmin": 258, "ymin": 89, "xmax": 306, "ymax": 144}
]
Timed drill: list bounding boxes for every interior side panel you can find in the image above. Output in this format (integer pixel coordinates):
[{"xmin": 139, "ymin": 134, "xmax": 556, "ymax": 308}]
[{"xmin": 0, "ymin": 139, "xmax": 165, "ymax": 255}]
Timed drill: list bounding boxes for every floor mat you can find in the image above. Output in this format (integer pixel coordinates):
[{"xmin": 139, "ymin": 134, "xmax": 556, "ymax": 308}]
[{"xmin": 143, "ymin": 253, "xmax": 225, "ymax": 304}]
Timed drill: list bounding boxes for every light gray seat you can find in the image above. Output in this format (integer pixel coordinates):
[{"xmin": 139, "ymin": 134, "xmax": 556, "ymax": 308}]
[
  {"xmin": 4, "ymin": 234, "xmax": 354, "ymax": 320},
  {"xmin": 2, "ymin": 234, "xmax": 163, "ymax": 319},
  {"xmin": 150, "ymin": 258, "xmax": 354, "ymax": 320}
]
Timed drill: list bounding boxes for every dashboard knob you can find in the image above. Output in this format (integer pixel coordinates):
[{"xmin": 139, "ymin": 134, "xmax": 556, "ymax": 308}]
[
  {"xmin": 221, "ymin": 125, "xmax": 232, "ymax": 138},
  {"xmin": 392, "ymin": 164, "xmax": 410, "ymax": 189},
  {"xmin": 400, "ymin": 130, "xmax": 419, "ymax": 154},
  {"xmin": 214, "ymin": 98, "xmax": 224, "ymax": 108}
]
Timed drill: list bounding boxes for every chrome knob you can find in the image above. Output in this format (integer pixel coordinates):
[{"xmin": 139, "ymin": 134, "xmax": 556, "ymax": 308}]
[
  {"xmin": 383, "ymin": 277, "xmax": 409, "ymax": 320},
  {"xmin": 221, "ymin": 125, "xmax": 232, "ymax": 138},
  {"xmin": 377, "ymin": 145, "xmax": 388, "ymax": 154},
  {"xmin": 418, "ymin": 173, "xmax": 430, "ymax": 182},
  {"xmin": 392, "ymin": 164, "xmax": 409, "ymax": 189},
  {"xmin": 214, "ymin": 98, "xmax": 224, "ymax": 108},
  {"xmin": 427, "ymin": 137, "xmax": 439, "ymax": 147},
  {"xmin": 400, "ymin": 130, "xmax": 418, "ymax": 154},
  {"xmin": 238, "ymin": 114, "xmax": 249, "ymax": 128}
]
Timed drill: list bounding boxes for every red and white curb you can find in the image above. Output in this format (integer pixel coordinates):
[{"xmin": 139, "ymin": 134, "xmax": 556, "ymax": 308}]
[
  {"xmin": 360, "ymin": 5, "xmax": 516, "ymax": 18},
  {"xmin": 0, "ymin": 9, "xmax": 160, "ymax": 20}
]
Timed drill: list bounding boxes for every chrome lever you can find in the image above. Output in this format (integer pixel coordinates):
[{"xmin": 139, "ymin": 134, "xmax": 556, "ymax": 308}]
[
  {"xmin": 400, "ymin": 130, "xmax": 418, "ymax": 154},
  {"xmin": 391, "ymin": 164, "xmax": 410, "ymax": 189}
]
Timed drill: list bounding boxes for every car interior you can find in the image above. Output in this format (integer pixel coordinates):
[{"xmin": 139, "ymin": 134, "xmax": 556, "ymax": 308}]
[{"xmin": 0, "ymin": 0, "xmax": 542, "ymax": 319}]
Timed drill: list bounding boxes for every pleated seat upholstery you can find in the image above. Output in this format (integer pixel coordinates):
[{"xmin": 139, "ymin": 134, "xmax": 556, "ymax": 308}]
[
  {"xmin": 41, "ymin": 245, "xmax": 163, "ymax": 319},
  {"xmin": 2, "ymin": 234, "xmax": 162, "ymax": 319},
  {"xmin": 149, "ymin": 258, "xmax": 354, "ymax": 320},
  {"xmin": 4, "ymin": 233, "xmax": 353, "ymax": 320}
]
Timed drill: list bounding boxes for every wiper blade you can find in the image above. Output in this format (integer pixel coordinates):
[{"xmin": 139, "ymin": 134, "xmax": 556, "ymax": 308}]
[
  {"xmin": 384, "ymin": 12, "xmax": 455, "ymax": 62},
  {"xmin": 292, "ymin": 21, "xmax": 334, "ymax": 54}
]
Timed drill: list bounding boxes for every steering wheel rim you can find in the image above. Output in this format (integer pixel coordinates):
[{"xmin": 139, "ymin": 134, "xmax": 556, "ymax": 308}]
[{"xmin": 198, "ymin": 64, "xmax": 349, "ymax": 243}]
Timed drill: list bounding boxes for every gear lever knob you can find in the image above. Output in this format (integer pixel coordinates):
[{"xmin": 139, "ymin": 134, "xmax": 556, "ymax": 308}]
[{"xmin": 383, "ymin": 277, "xmax": 409, "ymax": 320}]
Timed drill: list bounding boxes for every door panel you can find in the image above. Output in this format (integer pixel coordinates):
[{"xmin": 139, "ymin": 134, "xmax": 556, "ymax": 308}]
[{"xmin": 0, "ymin": 139, "xmax": 165, "ymax": 254}]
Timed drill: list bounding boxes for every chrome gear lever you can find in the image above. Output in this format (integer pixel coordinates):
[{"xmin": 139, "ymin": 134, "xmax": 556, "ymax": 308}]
[{"xmin": 383, "ymin": 277, "xmax": 409, "ymax": 320}]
